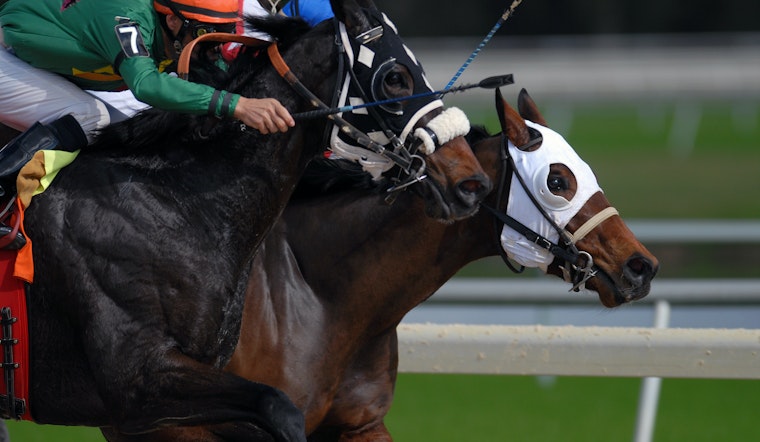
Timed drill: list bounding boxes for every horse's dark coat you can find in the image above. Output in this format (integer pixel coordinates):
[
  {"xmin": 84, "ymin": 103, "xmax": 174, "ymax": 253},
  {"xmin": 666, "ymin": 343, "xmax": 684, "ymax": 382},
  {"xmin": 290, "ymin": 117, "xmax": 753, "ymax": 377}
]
[
  {"xmin": 12, "ymin": 1, "xmax": 489, "ymax": 441},
  {"xmin": 24, "ymin": 14, "xmax": 326, "ymax": 441}
]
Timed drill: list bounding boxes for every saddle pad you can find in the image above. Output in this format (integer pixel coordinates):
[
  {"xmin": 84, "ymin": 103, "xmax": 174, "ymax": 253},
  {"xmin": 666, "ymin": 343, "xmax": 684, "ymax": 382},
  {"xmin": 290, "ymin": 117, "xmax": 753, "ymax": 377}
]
[
  {"xmin": 13, "ymin": 149, "xmax": 79, "ymax": 282},
  {"xmin": 35, "ymin": 149, "xmax": 80, "ymax": 197}
]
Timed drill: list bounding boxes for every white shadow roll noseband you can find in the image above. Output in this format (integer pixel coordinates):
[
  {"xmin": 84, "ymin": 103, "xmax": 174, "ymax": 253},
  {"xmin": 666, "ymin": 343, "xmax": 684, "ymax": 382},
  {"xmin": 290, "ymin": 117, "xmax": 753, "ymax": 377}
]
[{"xmin": 412, "ymin": 107, "xmax": 470, "ymax": 155}]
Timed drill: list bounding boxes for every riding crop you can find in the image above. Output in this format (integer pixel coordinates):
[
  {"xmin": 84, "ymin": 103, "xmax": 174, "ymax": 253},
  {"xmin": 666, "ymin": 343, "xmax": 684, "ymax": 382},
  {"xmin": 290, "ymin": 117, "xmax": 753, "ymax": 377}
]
[
  {"xmin": 444, "ymin": 0, "xmax": 525, "ymax": 90},
  {"xmin": 291, "ymin": 74, "xmax": 514, "ymax": 120}
]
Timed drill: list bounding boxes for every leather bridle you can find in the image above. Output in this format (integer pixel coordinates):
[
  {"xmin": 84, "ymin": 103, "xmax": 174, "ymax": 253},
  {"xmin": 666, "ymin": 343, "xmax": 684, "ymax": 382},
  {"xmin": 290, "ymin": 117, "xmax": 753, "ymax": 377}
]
[
  {"xmin": 178, "ymin": 29, "xmax": 434, "ymax": 188},
  {"xmin": 265, "ymin": 43, "xmax": 423, "ymax": 176},
  {"xmin": 479, "ymin": 129, "xmax": 619, "ymax": 292}
]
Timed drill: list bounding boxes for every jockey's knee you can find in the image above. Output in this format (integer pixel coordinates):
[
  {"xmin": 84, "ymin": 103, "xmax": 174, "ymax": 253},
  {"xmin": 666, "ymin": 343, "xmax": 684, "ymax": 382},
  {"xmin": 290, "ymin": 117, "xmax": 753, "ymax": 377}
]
[{"xmin": 55, "ymin": 99, "xmax": 111, "ymax": 144}]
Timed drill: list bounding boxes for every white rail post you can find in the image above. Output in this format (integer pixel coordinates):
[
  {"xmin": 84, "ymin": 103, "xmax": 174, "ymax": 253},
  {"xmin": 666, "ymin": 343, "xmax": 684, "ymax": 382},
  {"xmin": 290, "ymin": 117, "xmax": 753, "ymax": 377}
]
[{"xmin": 633, "ymin": 300, "xmax": 671, "ymax": 442}]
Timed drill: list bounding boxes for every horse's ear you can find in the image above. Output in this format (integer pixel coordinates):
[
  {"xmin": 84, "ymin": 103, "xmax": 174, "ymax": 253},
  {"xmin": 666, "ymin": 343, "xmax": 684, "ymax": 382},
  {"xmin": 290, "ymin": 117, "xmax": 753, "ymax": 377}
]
[
  {"xmin": 330, "ymin": 0, "xmax": 371, "ymax": 32},
  {"xmin": 517, "ymin": 88, "xmax": 548, "ymax": 126},
  {"xmin": 495, "ymin": 87, "xmax": 508, "ymax": 133},
  {"xmin": 495, "ymin": 88, "xmax": 531, "ymax": 149}
]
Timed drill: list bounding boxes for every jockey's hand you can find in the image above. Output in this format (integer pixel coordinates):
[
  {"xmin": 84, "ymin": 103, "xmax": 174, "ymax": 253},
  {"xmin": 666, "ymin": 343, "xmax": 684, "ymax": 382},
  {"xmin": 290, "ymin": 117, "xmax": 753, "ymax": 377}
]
[{"xmin": 233, "ymin": 97, "xmax": 295, "ymax": 134}]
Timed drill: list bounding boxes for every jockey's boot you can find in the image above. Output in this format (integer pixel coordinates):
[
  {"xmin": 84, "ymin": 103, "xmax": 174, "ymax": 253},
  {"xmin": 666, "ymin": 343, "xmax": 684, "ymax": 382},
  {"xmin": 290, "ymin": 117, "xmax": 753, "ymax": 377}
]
[{"xmin": 0, "ymin": 114, "xmax": 87, "ymax": 198}]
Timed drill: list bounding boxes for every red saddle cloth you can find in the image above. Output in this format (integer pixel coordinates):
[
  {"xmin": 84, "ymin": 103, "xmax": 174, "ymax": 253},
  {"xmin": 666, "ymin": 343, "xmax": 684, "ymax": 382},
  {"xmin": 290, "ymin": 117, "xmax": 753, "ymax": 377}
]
[{"xmin": 0, "ymin": 197, "xmax": 33, "ymax": 420}]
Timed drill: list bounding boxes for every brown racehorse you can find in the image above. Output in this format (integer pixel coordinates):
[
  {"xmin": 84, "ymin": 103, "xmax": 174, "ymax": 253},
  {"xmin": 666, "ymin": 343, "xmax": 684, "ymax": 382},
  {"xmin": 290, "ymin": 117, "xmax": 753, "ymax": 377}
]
[
  {"xmin": 114, "ymin": 88, "xmax": 657, "ymax": 442},
  {"xmin": 0, "ymin": 1, "xmax": 490, "ymax": 440}
]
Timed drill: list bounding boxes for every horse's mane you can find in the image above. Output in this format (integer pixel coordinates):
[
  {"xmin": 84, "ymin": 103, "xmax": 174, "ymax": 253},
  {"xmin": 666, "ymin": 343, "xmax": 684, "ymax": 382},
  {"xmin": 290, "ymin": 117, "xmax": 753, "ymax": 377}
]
[
  {"xmin": 291, "ymin": 158, "xmax": 381, "ymax": 199},
  {"xmin": 466, "ymin": 125, "xmax": 494, "ymax": 146},
  {"xmin": 89, "ymin": 15, "xmax": 312, "ymax": 153}
]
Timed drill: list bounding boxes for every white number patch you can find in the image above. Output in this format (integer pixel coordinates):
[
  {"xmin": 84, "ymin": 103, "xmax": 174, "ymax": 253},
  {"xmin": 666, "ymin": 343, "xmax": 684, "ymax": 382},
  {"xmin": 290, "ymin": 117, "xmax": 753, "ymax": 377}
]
[{"xmin": 115, "ymin": 22, "xmax": 149, "ymax": 57}]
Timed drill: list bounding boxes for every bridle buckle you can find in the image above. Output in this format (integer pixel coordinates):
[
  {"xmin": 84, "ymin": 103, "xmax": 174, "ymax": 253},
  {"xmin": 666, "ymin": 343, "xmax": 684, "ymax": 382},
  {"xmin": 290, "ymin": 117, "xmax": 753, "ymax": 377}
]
[{"xmin": 562, "ymin": 251, "xmax": 597, "ymax": 292}]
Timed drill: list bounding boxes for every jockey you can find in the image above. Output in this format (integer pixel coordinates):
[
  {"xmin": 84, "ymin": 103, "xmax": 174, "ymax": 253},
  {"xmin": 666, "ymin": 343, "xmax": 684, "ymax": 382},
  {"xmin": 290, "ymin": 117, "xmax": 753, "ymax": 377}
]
[{"xmin": 0, "ymin": 0, "xmax": 295, "ymax": 197}]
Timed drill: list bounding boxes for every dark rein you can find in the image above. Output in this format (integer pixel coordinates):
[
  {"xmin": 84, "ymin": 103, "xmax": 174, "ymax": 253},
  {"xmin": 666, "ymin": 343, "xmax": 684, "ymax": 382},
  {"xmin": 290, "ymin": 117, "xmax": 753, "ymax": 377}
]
[{"xmin": 479, "ymin": 129, "xmax": 601, "ymax": 292}]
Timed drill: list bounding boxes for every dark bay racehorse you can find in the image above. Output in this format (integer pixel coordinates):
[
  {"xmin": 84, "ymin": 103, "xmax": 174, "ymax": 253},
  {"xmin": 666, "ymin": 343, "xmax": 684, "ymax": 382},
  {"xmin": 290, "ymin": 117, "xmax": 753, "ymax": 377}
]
[
  {"xmin": 125, "ymin": 89, "xmax": 658, "ymax": 441},
  {"xmin": 1, "ymin": 0, "xmax": 490, "ymax": 440}
]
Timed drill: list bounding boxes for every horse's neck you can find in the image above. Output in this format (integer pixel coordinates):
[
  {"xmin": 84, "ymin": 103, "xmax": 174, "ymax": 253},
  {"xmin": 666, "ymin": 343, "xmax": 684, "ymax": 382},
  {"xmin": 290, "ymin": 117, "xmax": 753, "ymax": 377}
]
[{"xmin": 281, "ymin": 190, "xmax": 494, "ymax": 326}]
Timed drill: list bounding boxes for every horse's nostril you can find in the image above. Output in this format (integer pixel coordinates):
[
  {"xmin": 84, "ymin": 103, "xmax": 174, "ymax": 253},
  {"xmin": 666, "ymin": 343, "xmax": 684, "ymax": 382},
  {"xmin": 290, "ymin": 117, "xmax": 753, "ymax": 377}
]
[
  {"xmin": 460, "ymin": 179, "xmax": 484, "ymax": 195},
  {"xmin": 624, "ymin": 255, "xmax": 657, "ymax": 285},
  {"xmin": 458, "ymin": 175, "xmax": 492, "ymax": 197},
  {"xmin": 628, "ymin": 257, "xmax": 645, "ymax": 274},
  {"xmin": 455, "ymin": 176, "xmax": 492, "ymax": 208}
]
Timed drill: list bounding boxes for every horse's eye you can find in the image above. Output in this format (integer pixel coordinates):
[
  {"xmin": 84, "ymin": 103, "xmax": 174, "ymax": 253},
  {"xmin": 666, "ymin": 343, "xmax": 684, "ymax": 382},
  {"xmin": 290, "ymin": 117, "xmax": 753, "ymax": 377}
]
[
  {"xmin": 384, "ymin": 71, "xmax": 406, "ymax": 88},
  {"xmin": 547, "ymin": 175, "xmax": 568, "ymax": 192},
  {"xmin": 371, "ymin": 60, "xmax": 407, "ymax": 113}
]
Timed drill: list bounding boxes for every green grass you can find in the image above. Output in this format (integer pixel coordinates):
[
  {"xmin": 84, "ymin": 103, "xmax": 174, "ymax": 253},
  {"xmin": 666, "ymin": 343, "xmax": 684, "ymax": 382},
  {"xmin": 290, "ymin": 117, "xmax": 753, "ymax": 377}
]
[
  {"xmin": 386, "ymin": 375, "xmax": 760, "ymax": 442},
  {"xmin": 5, "ymin": 420, "xmax": 105, "ymax": 441},
  {"xmin": 464, "ymin": 100, "xmax": 760, "ymax": 152},
  {"xmin": 566, "ymin": 101, "xmax": 760, "ymax": 219},
  {"xmin": 582, "ymin": 152, "xmax": 760, "ymax": 219}
]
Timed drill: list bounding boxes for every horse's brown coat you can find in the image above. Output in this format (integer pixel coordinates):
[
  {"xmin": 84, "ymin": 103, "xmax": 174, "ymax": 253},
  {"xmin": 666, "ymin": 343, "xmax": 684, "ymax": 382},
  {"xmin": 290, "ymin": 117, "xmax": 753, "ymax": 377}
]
[{"xmin": 139, "ymin": 89, "xmax": 657, "ymax": 441}]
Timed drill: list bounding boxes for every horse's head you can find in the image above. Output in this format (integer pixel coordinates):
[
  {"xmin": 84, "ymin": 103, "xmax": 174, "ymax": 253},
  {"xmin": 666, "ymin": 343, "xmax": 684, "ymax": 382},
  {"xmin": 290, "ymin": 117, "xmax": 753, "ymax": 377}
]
[
  {"xmin": 478, "ymin": 88, "xmax": 658, "ymax": 307},
  {"xmin": 232, "ymin": 0, "xmax": 488, "ymax": 220},
  {"xmin": 324, "ymin": 0, "xmax": 490, "ymax": 220}
]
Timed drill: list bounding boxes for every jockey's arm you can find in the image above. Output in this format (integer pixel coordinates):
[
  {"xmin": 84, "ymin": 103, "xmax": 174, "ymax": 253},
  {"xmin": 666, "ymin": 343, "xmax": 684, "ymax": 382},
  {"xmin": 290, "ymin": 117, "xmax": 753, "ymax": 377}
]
[
  {"xmin": 119, "ymin": 55, "xmax": 238, "ymax": 117},
  {"xmin": 118, "ymin": 55, "xmax": 293, "ymax": 133}
]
